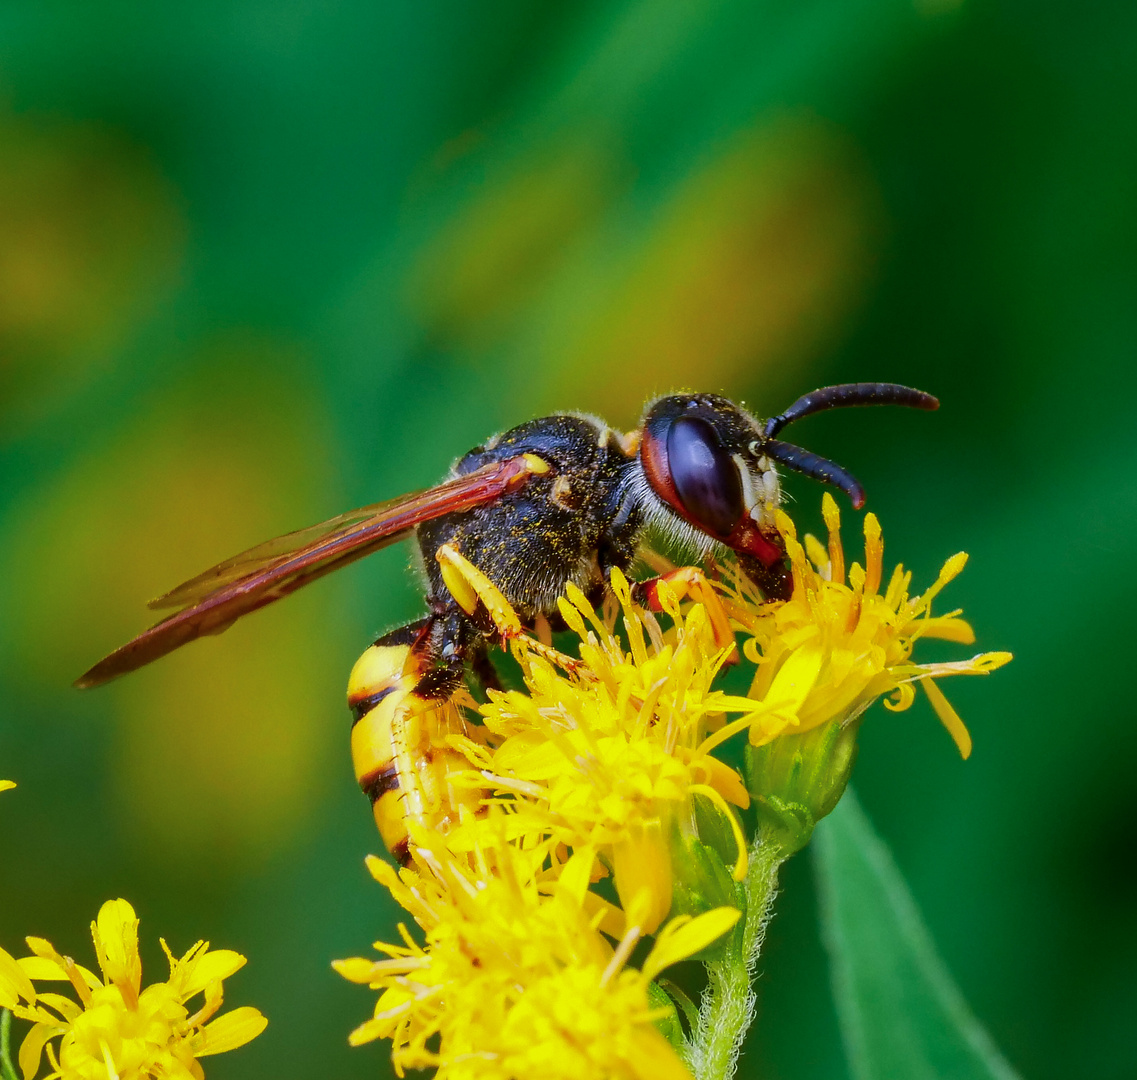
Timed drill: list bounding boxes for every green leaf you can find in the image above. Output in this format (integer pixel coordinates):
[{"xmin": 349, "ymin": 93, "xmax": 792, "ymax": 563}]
[
  {"xmin": 658, "ymin": 978, "xmax": 700, "ymax": 1036},
  {"xmin": 813, "ymin": 790, "xmax": 1021, "ymax": 1080},
  {"xmin": 645, "ymin": 980, "xmax": 686, "ymax": 1053}
]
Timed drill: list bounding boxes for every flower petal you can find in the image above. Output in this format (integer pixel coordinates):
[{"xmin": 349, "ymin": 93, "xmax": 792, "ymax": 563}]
[
  {"xmin": 0, "ymin": 945, "xmax": 36, "ymax": 1006},
  {"xmin": 628, "ymin": 1028, "xmax": 696, "ymax": 1080},
  {"xmin": 555, "ymin": 846, "xmax": 597, "ymax": 907},
  {"xmin": 922, "ymin": 678, "xmax": 972, "ymax": 759},
  {"xmin": 918, "ymin": 616, "xmax": 975, "ymax": 644},
  {"xmin": 332, "ymin": 957, "xmax": 383, "ymax": 984},
  {"xmin": 642, "ymin": 907, "xmax": 742, "ymax": 982},
  {"xmin": 16, "ymin": 957, "xmax": 67, "ymax": 982},
  {"xmin": 30, "ymin": 993, "xmax": 82, "ymax": 1022},
  {"xmin": 759, "ymin": 641, "xmax": 823, "ymax": 720},
  {"xmin": 190, "ymin": 1007, "xmax": 268, "ymax": 1056},
  {"xmin": 94, "ymin": 898, "xmax": 141, "ymax": 994},
  {"xmin": 612, "ymin": 826, "xmax": 673, "ymax": 934},
  {"xmin": 18, "ymin": 1022, "xmax": 63, "ymax": 1080},
  {"xmin": 177, "ymin": 950, "xmax": 246, "ymax": 999}
]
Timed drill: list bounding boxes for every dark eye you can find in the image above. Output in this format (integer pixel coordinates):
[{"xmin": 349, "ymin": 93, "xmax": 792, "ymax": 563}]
[{"xmin": 666, "ymin": 417, "xmax": 744, "ymax": 538}]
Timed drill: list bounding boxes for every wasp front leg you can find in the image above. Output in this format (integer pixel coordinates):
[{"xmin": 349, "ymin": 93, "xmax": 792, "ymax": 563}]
[
  {"xmin": 347, "ymin": 615, "xmax": 485, "ymax": 865},
  {"xmin": 632, "ymin": 565, "xmax": 739, "ymax": 660}
]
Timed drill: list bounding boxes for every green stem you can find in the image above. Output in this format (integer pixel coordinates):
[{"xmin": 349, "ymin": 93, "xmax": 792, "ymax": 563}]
[
  {"xmin": 1, "ymin": 1008, "xmax": 17, "ymax": 1080},
  {"xmin": 688, "ymin": 837, "xmax": 785, "ymax": 1080}
]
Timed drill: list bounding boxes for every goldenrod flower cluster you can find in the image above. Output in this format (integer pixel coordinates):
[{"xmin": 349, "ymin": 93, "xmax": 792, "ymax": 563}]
[
  {"xmin": 336, "ymin": 835, "xmax": 737, "ymax": 1080},
  {"xmin": 712, "ymin": 495, "xmax": 1011, "ymax": 758},
  {"xmin": 338, "ymin": 499, "xmax": 1010, "ymax": 1078},
  {"xmin": 0, "ymin": 899, "xmax": 266, "ymax": 1080},
  {"xmin": 337, "ymin": 568, "xmax": 754, "ymax": 1078}
]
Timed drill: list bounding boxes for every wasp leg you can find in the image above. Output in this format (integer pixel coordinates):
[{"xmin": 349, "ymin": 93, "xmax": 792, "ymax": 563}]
[
  {"xmin": 347, "ymin": 613, "xmax": 483, "ymax": 865},
  {"xmin": 414, "ymin": 607, "xmax": 479, "ymax": 700},
  {"xmin": 468, "ymin": 643, "xmax": 503, "ymax": 697},
  {"xmin": 632, "ymin": 566, "xmax": 739, "ymax": 660},
  {"xmin": 436, "ymin": 542, "xmax": 588, "ymax": 677}
]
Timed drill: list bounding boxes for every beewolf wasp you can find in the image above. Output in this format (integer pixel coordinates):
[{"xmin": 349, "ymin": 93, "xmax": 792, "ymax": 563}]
[{"xmin": 78, "ymin": 382, "xmax": 937, "ymax": 861}]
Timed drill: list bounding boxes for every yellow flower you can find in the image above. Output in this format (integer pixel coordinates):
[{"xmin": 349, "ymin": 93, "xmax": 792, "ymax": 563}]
[
  {"xmin": 462, "ymin": 568, "xmax": 756, "ymax": 932},
  {"xmin": 337, "ymin": 503, "xmax": 1011, "ymax": 1074},
  {"xmin": 0, "ymin": 780, "xmax": 14, "ymax": 792},
  {"xmin": 335, "ymin": 828, "xmax": 738, "ymax": 1080},
  {"xmin": 440, "ymin": 497, "xmax": 1008, "ymax": 924},
  {"xmin": 0, "ymin": 899, "xmax": 266, "ymax": 1080},
  {"xmin": 710, "ymin": 494, "xmax": 1012, "ymax": 759}
]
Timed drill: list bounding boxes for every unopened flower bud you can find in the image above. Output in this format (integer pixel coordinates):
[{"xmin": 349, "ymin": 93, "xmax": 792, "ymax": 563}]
[
  {"xmin": 744, "ymin": 716, "xmax": 861, "ymax": 855},
  {"xmin": 664, "ymin": 797, "xmax": 746, "ymax": 962}
]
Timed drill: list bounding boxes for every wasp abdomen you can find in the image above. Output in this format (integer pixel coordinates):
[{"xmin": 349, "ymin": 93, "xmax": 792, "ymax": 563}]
[{"xmin": 348, "ymin": 641, "xmax": 482, "ymax": 864}]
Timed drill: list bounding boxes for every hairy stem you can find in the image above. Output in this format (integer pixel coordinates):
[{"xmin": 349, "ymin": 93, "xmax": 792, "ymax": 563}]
[{"xmin": 689, "ymin": 837, "xmax": 785, "ymax": 1080}]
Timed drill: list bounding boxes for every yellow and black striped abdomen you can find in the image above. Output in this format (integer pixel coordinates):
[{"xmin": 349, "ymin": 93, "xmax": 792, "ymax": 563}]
[{"xmin": 347, "ymin": 642, "xmax": 482, "ymax": 863}]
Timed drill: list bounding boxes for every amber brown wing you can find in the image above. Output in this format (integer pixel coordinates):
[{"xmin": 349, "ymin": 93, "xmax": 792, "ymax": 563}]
[
  {"xmin": 75, "ymin": 456, "xmax": 543, "ymax": 688},
  {"xmin": 147, "ymin": 505, "xmax": 408, "ymax": 611}
]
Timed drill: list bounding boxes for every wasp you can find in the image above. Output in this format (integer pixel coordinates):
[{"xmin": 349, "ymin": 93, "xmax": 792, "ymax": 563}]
[{"xmin": 77, "ymin": 382, "xmax": 937, "ymax": 860}]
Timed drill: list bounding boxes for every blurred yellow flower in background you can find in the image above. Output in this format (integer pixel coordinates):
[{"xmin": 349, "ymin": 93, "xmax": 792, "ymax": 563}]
[{"xmin": 0, "ymin": 899, "xmax": 266, "ymax": 1080}]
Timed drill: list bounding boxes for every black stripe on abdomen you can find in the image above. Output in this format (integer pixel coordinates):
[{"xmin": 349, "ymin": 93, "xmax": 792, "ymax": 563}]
[
  {"xmin": 359, "ymin": 764, "xmax": 399, "ymax": 802},
  {"xmin": 349, "ymin": 685, "xmax": 397, "ymax": 726}
]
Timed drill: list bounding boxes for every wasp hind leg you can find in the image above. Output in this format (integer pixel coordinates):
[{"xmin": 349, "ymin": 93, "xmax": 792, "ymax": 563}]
[
  {"xmin": 347, "ymin": 611, "xmax": 483, "ymax": 865},
  {"xmin": 436, "ymin": 542, "xmax": 586, "ymax": 676}
]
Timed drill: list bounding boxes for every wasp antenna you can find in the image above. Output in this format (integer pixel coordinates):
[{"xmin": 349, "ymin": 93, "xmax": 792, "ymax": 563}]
[
  {"xmin": 764, "ymin": 439, "xmax": 866, "ymax": 509},
  {"xmin": 763, "ymin": 383, "xmax": 939, "ymax": 439}
]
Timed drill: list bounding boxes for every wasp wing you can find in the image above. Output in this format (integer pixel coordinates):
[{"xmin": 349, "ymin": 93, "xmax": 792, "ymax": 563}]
[
  {"xmin": 76, "ymin": 455, "xmax": 542, "ymax": 688},
  {"xmin": 147, "ymin": 504, "xmax": 406, "ymax": 610}
]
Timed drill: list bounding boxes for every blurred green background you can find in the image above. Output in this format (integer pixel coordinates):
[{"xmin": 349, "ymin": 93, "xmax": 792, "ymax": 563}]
[{"xmin": 0, "ymin": 1, "xmax": 1133, "ymax": 1078}]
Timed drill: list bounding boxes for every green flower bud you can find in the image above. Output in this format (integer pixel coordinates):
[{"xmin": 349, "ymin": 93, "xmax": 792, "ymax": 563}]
[
  {"xmin": 663, "ymin": 796, "xmax": 746, "ymax": 962},
  {"xmin": 744, "ymin": 716, "xmax": 861, "ymax": 855}
]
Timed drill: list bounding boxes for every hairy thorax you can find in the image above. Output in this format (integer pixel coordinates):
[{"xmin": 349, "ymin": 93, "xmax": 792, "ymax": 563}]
[{"xmin": 415, "ymin": 415, "xmax": 642, "ymax": 620}]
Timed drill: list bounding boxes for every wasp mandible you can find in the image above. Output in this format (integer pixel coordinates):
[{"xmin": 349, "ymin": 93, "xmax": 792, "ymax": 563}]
[{"xmin": 77, "ymin": 383, "xmax": 937, "ymax": 859}]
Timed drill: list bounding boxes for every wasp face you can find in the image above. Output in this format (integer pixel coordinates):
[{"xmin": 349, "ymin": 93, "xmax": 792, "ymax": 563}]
[{"xmin": 639, "ymin": 393, "xmax": 786, "ymax": 572}]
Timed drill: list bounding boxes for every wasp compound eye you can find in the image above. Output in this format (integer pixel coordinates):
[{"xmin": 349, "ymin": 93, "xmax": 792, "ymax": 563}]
[{"xmin": 666, "ymin": 417, "xmax": 744, "ymax": 538}]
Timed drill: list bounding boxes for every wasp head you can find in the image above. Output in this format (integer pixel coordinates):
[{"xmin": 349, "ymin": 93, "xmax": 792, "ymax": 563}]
[
  {"xmin": 637, "ymin": 383, "xmax": 939, "ymax": 602},
  {"xmin": 639, "ymin": 394, "xmax": 786, "ymax": 583}
]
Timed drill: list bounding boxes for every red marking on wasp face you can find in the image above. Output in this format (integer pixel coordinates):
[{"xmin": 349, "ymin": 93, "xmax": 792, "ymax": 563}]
[
  {"xmin": 643, "ymin": 422, "xmax": 785, "ymax": 567},
  {"xmin": 640, "ymin": 425, "xmax": 684, "ymax": 519},
  {"xmin": 726, "ymin": 517, "xmax": 785, "ymax": 568}
]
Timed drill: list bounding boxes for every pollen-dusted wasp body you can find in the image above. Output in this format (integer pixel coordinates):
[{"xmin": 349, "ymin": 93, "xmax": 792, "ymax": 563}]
[{"xmin": 77, "ymin": 383, "xmax": 937, "ymax": 861}]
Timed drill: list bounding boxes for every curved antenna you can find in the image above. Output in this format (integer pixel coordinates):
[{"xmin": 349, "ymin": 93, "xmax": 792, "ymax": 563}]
[
  {"xmin": 764, "ymin": 439, "xmax": 866, "ymax": 509},
  {"xmin": 764, "ymin": 383, "xmax": 938, "ymax": 440}
]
